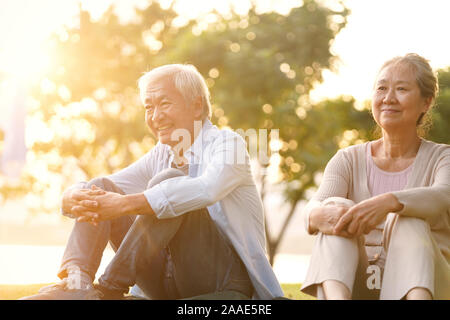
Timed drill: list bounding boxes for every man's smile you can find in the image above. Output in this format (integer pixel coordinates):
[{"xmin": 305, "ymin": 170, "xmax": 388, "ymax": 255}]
[
  {"xmin": 157, "ymin": 124, "xmax": 173, "ymax": 131},
  {"xmin": 156, "ymin": 124, "xmax": 174, "ymax": 135}
]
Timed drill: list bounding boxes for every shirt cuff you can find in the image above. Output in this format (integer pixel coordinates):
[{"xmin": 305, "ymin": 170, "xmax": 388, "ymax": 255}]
[
  {"xmin": 390, "ymin": 190, "xmax": 410, "ymax": 215},
  {"xmin": 144, "ymin": 184, "xmax": 176, "ymax": 219}
]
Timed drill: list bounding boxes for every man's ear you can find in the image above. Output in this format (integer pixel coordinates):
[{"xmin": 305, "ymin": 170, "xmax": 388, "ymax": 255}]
[{"xmin": 193, "ymin": 96, "xmax": 203, "ymax": 119}]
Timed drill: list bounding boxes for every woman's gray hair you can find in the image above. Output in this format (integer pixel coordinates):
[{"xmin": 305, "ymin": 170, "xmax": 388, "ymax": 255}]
[{"xmin": 138, "ymin": 64, "xmax": 212, "ymax": 119}]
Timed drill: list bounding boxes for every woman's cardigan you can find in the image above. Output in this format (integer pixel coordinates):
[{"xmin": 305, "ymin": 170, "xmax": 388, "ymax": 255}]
[{"xmin": 302, "ymin": 139, "xmax": 450, "ymax": 262}]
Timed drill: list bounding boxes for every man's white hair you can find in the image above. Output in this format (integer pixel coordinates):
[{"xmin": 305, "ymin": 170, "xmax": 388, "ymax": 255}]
[{"xmin": 138, "ymin": 64, "xmax": 212, "ymax": 119}]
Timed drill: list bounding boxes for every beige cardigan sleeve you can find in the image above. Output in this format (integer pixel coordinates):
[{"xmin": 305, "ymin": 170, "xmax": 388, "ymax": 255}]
[
  {"xmin": 392, "ymin": 148, "xmax": 450, "ymax": 220},
  {"xmin": 302, "ymin": 149, "xmax": 352, "ymax": 234}
]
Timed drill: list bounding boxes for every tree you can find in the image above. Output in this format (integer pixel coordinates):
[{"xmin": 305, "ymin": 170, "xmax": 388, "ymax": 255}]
[
  {"xmin": 429, "ymin": 67, "xmax": 450, "ymax": 144},
  {"xmin": 160, "ymin": 0, "xmax": 359, "ymax": 263}
]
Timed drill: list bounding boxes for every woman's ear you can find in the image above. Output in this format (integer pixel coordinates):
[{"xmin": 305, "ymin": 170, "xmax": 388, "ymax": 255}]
[
  {"xmin": 417, "ymin": 97, "xmax": 432, "ymax": 126},
  {"xmin": 423, "ymin": 96, "xmax": 433, "ymax": 112}
]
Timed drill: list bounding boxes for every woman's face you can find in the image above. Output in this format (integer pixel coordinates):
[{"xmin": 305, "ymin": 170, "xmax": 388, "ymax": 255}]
[{"xmin": 372, "ymin": 63, "xmax": 431, "ymax": 133}]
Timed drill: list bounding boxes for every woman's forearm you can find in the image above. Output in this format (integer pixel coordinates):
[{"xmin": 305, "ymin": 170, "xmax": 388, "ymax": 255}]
[{"xmin": 391, "ymin": 185, "xmax": 450, "ymax": 220}]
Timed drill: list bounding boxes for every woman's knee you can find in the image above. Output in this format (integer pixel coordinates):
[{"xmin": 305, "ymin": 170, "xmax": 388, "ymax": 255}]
[
  {"xmin": 390, "ymin": 217, "xmax": 431, "ymax": 241},
  {"xmin": 387, "ymin": 217, "xmax": 433, "ymax": 256},
  {"xmin": 322, "ymin": 197, "xmax": 355, "ymax": 207}
]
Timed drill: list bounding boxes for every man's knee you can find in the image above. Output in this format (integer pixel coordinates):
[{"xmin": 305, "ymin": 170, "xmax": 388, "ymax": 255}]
[
  {"xmin": 147, "ymin": 168, "xmax": 186, "ymax": 189},
  {"xmin": 86, "ymin": 177, "xmax": 124, "ymax": 194}
]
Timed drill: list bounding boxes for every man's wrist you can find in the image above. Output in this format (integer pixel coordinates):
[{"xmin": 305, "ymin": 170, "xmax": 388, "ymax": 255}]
[
  {"xmin": 122, "ymin": 193, "xmax": 154, "ymax": 216},
  {"xmin": 121, "ymin": 194, "xmax": 136, "ymax": 216}
]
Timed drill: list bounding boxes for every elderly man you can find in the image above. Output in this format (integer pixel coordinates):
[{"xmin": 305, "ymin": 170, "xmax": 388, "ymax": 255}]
[{"xmin": 22, "ymin": 64, "xmax": 284, "ymax": 300}]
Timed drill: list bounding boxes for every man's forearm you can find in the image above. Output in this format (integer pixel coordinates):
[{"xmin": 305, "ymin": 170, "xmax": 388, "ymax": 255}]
[{"xmin": 122, "ymin": 193, "xmax": 155, "ymax": 216}]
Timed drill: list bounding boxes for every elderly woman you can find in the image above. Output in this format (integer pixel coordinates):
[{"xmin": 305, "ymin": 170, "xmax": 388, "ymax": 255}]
[{"xmin": 300, "ymin": 53, "xmax": 449, "ymax": 300}]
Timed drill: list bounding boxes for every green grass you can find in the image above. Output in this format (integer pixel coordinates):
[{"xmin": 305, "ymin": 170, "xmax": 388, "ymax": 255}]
[
  {"xmin": 281, "ymin": 284, "xmax": 315, "ymax": 300},
  {"xmin": 0, "ymin": 284, "xmax": 49, "ymax": 300},
  {"xmin": 0, "ymin": 283, "xmax": 315, "ymax": 300}
]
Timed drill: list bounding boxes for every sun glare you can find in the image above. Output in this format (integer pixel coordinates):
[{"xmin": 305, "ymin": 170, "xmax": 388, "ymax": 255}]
[
  {"xmin": 0, "ymin": 1, "xmax": 77, "ymax": 80},
  {"xmin": 0, "ymin": 44, "xmax": 52, "ymax": 81}
]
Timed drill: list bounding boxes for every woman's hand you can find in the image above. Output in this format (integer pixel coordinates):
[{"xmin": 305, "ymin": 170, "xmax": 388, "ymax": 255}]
[
  {"xmin": 334, "ymin": 193, "xmax": 403, "ymax": 236},
  {"xmin": 309, "ymin": 205, "xmax": 352, "ymax": 237}
]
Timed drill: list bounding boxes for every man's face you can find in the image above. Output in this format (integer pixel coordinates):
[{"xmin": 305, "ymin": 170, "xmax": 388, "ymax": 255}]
[{"xmin": 142, "ymin": 75, "xmax": 201, "ymax": 147}]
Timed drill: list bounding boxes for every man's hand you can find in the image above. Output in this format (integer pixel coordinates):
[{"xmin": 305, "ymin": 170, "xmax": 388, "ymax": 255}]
[
  {"xmin": 334, "ymin": 193, "xmax": 403, "ymax": 237},
  {"xmin": 62, "ymin": 185, "xmax": 106, "ymax": 225},
  {"xmin": 73, "ymin": 185, "xmax": 128, "ymax": 222},
  {"xmin": 309, "ymin": 205, "xmax": 352, "ymax": 237}
]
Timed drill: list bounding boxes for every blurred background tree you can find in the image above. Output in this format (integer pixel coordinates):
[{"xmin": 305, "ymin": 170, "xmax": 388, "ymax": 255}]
[
  {"xmin": 429, "ymin": 67, "xmax": 450, "ymax": 144},
  {"xmin": 161, "ymin": 0, "xmax": 358, "ymax": 263},
  {"xmin": 0, "ymin": 0, "xmax": 448, "ymax": 264}
]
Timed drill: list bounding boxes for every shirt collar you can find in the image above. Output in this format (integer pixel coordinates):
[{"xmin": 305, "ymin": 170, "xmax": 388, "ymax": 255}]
[{"xmin": 168, "ymin": 119, "xmax": 215, "ymax": 165}]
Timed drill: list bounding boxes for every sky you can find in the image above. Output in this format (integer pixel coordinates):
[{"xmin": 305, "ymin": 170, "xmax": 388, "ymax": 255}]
[{"xmin": 310, "ymin": 0, "xmax": 450, "ymax": 102}]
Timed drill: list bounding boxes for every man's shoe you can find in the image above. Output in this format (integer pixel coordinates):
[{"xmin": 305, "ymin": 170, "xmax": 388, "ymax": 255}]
[
  {"xmin": 19, "ymin": 278, "xmax": 102, "ymax": 300},
  {"xmin": 123, "ymin": 295, "xmax": 148, "ymax": 300},
  {"xmin": 93, "ymin": 284, "xmax": 126, "ymax": 300}
]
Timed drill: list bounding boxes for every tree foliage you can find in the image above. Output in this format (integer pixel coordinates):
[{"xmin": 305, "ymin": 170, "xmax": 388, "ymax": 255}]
[{"xmin": 429, "ymin": 67, "xmax": 450, "ymax": 144}]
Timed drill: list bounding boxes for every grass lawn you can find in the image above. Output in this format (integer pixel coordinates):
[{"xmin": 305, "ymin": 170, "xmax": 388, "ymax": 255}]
[
  {"xmin": 0, "ymin": 283, "xmax": 315, "ymax": 300},
  {"xmin": 282, "ymin": 284, "xmax": 315, "ymax": 300}
]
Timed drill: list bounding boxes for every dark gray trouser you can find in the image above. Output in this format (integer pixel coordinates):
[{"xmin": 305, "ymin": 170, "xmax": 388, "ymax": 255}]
[{"xmin": 58, "ymin": 169, "xmax": 253, "ymax": 299}]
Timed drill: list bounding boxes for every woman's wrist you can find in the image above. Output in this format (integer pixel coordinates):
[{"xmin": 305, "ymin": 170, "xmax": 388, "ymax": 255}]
[{"xmin": 383, "ymin": 193, "xmax": 404, "ymax": 213}]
